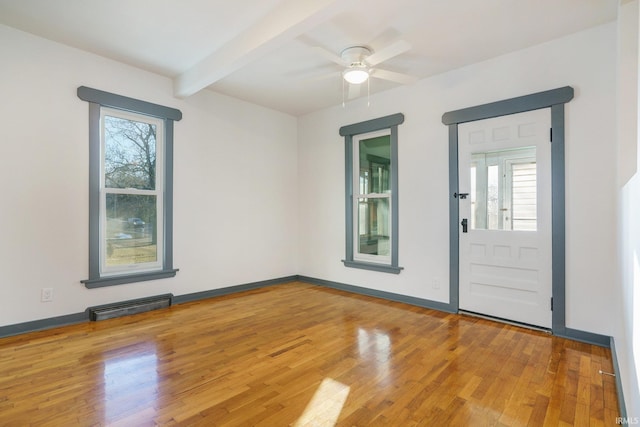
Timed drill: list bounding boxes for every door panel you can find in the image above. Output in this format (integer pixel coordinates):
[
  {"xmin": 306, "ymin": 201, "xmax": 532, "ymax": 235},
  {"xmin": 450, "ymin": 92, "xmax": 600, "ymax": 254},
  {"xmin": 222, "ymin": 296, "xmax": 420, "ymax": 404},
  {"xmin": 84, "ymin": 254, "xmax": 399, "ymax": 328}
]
[{"xmin": 458, "ymin": 109, "xmax": 552, "ymax": 328}]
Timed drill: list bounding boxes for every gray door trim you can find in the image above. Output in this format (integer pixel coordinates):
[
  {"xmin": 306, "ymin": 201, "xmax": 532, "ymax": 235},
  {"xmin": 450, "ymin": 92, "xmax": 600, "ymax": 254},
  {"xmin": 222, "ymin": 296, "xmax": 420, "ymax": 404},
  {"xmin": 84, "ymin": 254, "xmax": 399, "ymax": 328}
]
[{"xmin": 442, "ymin": 86, "xmax": 573, "ymax": 334}]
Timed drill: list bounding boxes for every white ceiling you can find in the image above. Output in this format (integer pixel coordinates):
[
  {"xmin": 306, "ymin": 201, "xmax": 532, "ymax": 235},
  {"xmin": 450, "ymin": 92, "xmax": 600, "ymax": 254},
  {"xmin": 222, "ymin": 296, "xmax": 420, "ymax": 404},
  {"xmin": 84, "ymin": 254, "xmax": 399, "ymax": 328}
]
[{"xmin": 0, "ymin": 0, "xmax": 618, "ymax": 116}]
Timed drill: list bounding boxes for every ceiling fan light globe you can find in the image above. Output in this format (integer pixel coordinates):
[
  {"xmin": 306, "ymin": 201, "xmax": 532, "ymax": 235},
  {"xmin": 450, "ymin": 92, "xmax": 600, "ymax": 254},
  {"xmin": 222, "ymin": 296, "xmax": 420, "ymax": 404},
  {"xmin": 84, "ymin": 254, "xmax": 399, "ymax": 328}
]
[{"xmin": 343, "ymin": 68, "xmax": 369, "ymax": 84}]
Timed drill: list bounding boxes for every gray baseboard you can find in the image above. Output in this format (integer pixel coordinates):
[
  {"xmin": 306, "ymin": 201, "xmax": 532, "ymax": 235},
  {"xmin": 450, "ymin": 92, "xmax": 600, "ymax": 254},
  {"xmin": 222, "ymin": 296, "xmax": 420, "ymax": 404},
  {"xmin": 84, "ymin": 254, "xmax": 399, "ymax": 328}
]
[
  {"xmin": 297, "ymin": 275, "xmax": 457, "ymax": 313},
  {"xmin": 555, "ymin": 327, "xmax": 611, "ymax": 348},
  {"xmin": 610, "ymin": 337, "xmax": 628, "ymax": 421},
  {"xmin": 171, "ymin": 275, "xmax": 299, "ymax": 304},
  {"xmin": 0, "ymin": 312, "xmax": 87, "ymax": 339}
]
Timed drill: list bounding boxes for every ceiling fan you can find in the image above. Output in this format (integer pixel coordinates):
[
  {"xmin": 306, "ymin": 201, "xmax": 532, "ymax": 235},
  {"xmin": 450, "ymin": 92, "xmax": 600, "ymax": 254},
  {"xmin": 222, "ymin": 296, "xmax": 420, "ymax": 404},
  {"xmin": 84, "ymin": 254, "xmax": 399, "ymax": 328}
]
[{"xmin": 313, "ymin": 40, "xmax": 417, "ymax": 100}]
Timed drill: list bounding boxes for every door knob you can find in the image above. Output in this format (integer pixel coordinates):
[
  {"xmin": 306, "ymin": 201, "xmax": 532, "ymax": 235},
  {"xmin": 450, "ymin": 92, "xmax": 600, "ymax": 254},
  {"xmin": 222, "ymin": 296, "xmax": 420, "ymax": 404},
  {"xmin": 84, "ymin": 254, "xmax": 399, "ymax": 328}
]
[{"xmin": 461, "ymin": 218, "xmax": 468, "ymax": 233}]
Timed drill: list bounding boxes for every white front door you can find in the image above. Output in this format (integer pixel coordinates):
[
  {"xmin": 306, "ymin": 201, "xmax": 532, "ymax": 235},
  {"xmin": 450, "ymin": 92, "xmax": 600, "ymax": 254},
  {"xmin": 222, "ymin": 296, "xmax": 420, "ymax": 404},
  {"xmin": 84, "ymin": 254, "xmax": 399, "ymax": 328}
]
[{"xmin": 458, "ymin": 108, "xmax": 552, "ymax": 328}]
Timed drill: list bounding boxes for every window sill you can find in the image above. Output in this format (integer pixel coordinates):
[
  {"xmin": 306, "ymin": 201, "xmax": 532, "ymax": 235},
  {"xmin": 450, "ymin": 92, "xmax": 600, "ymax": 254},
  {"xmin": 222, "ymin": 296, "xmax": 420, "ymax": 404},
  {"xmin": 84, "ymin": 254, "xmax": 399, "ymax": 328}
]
[
  {"xmin": 81, "ymin": 269, "xmax": 179, "ymax": 289},
  {"xmin": 342, "ymin": 260, "xmax": 403, "ymax": 274}
]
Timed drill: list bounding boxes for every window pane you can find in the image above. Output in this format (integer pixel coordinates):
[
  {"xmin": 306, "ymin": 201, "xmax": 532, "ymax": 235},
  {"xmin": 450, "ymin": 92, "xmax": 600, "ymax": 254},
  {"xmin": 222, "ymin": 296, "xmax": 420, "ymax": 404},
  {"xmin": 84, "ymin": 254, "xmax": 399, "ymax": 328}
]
[
  {"xmin": 470, "ymin": 146, "xmax": 536, "ymax": 231},
  {"xmin": 104, "ymin": 115, "xmax": 157, "ymax": 190},
  {"xmin": 359, "ymin": 135, "xmax": 390, "ymax": 194},
  {"xmin": 487, "ymin": 164, "xmax": 499, "ymax": 229},
  {"xmin": 357, "ymin": 197, "xmax": 390, "ymax": 256},
  {"xmin": 470, "ymin": 165, "xmax": 477, "ymax": 229},
  {"xmin": 512, "ymin": 162, "xmax": 537, "ymax": 231},
  {"xmin": 105, "ymin": 194, "xmax": 158, "ymax": 266}
]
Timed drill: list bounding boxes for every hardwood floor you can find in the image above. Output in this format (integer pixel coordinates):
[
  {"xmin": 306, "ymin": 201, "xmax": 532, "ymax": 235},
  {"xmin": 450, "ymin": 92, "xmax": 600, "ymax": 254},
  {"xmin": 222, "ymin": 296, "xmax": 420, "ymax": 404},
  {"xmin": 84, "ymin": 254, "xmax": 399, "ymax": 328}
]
[{"xmin": 0, "ymin": 282, "xmax": 619, "ymax": 426}]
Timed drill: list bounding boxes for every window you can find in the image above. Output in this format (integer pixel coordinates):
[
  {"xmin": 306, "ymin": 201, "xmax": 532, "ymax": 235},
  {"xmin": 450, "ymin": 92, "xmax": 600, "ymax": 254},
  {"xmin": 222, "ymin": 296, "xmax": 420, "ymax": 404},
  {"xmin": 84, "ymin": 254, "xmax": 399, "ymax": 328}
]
[
  {"xmin": 101, "ymin": 109, "xmax": 164, "ymax": 275},
  {"xmin": 78, "ymin": 87, "xmax": 181, "ymax": 288},
  {"xmin": 339, "ymin": 113, "xmax": 404, "ymax": 274}
]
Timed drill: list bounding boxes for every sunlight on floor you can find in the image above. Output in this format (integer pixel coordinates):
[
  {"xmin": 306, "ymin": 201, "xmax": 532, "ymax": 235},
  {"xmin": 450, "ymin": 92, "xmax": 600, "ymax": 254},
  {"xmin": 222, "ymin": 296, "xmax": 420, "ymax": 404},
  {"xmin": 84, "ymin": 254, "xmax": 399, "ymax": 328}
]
[
  {"xmin": 103, "ymin": 347, "xmax": 158, "ymax": 423},
  {"xmin": 294, "ymin": 378, "xmax": 350, "ymax": 427},
  {"xmin": 358, "ymin": 328, "xmax": 392, "ymax": 385}
]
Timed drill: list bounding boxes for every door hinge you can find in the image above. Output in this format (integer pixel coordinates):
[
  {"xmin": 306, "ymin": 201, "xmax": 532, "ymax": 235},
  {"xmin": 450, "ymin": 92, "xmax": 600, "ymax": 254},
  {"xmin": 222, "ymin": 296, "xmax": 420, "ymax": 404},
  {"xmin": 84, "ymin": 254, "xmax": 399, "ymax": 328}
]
[
  {"xmin": 550, "ymin": 297, "xmax": 554, "ymax": 311},
  {"xmin": 550, "ymin": 128, "xmax": 553, "ymax": 142}
]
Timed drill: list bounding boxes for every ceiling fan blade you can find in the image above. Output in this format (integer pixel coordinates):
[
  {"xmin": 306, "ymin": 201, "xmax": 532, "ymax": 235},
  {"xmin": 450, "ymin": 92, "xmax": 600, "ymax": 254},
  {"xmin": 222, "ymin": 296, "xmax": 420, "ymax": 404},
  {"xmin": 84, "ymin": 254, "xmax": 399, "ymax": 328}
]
[
  {"xmin": 370, "ymin": 68, "xmax": 418, "ymax": 85},
  {"xmin": 312, "ymin": 46, "xmax": 348, "ymax": 66},
  {"xmin": 348, "ymin": 83, "xmax": 362, "ymax": 99},
  {"xmin": 365, "ymin": 40, "xmax": 411, "ymax": 66}
]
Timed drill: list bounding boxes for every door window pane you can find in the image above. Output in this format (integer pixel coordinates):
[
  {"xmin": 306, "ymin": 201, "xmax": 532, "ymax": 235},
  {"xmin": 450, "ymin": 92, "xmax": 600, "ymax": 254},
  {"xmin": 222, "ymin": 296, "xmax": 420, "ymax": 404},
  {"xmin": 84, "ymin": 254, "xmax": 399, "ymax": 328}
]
[
  {"xmin": 487, "ymin": 164, "xmax": 499, "ymax": 229},
  {"xmin": 511, "ymin": 162, "xmax": 537, "ymax": 230},
  {"xmin": 470, "ymin": 146, "xmax": 536, "ymax": 231}
]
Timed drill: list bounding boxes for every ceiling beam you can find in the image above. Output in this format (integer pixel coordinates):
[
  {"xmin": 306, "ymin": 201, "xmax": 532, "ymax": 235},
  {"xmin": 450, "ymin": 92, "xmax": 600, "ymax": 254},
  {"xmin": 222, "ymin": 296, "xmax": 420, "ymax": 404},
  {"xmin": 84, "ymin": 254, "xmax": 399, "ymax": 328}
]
[{"xmin": 174, "ymin": 0, "xmax": 349, "ymax": 98}]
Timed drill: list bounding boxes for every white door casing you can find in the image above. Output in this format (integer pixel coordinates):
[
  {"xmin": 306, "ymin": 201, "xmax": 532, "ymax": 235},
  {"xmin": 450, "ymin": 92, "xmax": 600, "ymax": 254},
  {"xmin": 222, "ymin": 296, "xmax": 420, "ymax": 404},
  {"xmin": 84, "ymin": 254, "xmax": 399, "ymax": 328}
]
[{"xmin": 458, "ymin": 108, "xmax": 552, "ymax": 328}]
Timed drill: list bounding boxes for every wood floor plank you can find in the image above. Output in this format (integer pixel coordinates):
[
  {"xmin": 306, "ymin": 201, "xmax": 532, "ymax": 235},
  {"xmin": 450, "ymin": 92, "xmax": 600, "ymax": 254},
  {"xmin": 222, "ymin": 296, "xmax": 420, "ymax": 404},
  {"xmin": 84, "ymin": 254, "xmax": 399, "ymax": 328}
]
[{"xmin": 0, "ymin": 282, "xmax": 621, "ymax": 426}]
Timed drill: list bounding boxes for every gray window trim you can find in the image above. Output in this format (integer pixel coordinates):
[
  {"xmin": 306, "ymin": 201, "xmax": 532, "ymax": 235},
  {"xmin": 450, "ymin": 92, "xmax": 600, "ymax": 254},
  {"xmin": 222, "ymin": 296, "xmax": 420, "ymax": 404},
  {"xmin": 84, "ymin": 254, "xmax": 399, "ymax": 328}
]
[
  {"xmin": 77, "ymin": 86, "xmax": 181, "ymax": 288},
  {"xmin": 442, "ymin": 86, "xmax": 573, "ymax": 335},
  {"xmin": 340, "ymin": 113, "xmax": 404, "ymax": 274}
]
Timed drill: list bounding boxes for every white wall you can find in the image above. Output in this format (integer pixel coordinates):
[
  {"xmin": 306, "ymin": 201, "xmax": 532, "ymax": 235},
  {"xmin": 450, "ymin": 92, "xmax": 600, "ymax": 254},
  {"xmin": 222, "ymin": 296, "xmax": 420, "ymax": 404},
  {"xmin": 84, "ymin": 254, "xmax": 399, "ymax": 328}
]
[
  {"xmin": 0, "ymin": 24, "xmax": 299, "ymax": 326},
  {"xmin": 617, "ymin": 0, "xmax": 640, "ymax": 418},
  {"xmin": 298, "ymin": 23, "xmax": 618, "ymax": 335}
]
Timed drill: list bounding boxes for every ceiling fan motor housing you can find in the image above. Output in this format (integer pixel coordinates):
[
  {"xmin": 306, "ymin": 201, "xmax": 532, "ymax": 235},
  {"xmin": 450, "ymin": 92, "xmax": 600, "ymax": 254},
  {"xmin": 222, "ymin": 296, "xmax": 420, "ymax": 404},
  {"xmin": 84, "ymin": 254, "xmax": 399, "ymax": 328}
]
[{"xmin": 341, "ymin": 46, "xmax": 372, "ymax": 67}]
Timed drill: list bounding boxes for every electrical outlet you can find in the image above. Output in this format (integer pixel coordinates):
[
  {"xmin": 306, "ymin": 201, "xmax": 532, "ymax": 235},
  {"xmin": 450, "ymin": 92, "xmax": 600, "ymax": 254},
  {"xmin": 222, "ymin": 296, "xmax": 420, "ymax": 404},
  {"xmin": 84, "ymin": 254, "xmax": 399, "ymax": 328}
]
[
  {"xmin": 41, "ymin": 288, "xmax": 54, "ymax": 302},
  {"xmin": 432, "ymin": 278, "xmax": 441, "ymax": 289}
]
